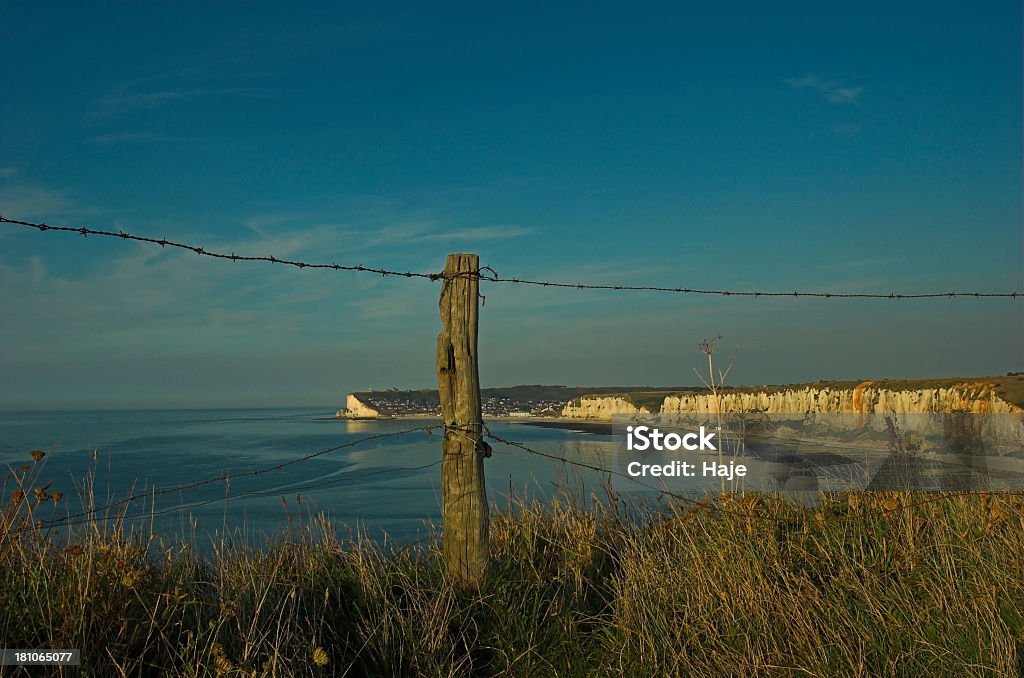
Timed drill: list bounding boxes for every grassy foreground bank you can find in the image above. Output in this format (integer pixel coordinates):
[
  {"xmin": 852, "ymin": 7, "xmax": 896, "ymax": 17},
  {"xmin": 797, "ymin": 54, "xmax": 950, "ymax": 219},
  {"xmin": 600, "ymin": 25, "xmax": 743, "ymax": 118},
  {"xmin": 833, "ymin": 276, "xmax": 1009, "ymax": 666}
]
[{"xmin": 2, "ymin": 473, "xmax": 1024, "ymax": 675}]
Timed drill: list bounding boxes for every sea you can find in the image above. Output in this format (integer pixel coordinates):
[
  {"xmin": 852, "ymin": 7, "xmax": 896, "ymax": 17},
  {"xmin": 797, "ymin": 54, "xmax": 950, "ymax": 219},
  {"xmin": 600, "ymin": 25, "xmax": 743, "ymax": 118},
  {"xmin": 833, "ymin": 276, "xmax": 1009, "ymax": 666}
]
[
  {"xmin": 10, "ymin": 408, "xmax": 997, "ymax": 554},
  {"xmin": 0, "ymin": 408, "xmax": 636, "ymax": 551}
]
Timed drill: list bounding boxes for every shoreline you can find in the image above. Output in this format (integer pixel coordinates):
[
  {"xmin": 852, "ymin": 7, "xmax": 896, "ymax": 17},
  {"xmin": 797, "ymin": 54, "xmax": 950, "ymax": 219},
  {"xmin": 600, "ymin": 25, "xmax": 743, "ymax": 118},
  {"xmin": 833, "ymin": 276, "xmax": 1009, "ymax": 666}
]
[
  {"xmin": 508, "ymin": 418, "xmax": 613, "ymax": 435},
  {"xmin": 330, "ymin": 413, "xmax": 613, "ymax": 434}
]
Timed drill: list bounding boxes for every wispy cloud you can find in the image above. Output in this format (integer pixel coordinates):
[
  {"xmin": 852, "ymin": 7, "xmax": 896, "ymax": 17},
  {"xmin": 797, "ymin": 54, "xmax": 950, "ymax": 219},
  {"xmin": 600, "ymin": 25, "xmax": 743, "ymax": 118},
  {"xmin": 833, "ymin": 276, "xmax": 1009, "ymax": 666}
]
[
  {"xmin": 357, "ymin": 223, "xmax": 533, "ymax": 248},
  {"xmin": 0, "ymin": 225, "xmax": 342, "ymax": 348},
  {"xmin": 785, "ymin": 75, "xmax": 863, "ymax": 104},
  {"xmin": 0, "ymin": 183, "xmax": 101, "ymax": 221},
  {"xmin": 0, "ymin": 167, "xmax": 19, "ymax": 179},
  {"xmin": 241, "ymin": 214, "xmax": 532, "ymax": 252},
  {"xmin": 89, "ymin": 86, "xmax": 277, "ymax": 119},
  {"xmin": 403, "ymin": 225, "xmax": 532, "ymax": 243},
  {"xmin": 85, "ymin": 131, "xmax": 172, "ymax": 145},
  {"xmin": 91, "ymin": 89, "xmax": 196, "ymax": 118}
]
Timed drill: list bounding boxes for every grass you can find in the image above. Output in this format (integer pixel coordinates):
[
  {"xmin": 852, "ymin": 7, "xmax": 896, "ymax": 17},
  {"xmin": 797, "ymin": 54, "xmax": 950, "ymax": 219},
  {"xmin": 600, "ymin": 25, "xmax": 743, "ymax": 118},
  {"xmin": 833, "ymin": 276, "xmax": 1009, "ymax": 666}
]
[{"xmin": 2, "ymin": 451, "xmax": 1024, "ymax": 676}]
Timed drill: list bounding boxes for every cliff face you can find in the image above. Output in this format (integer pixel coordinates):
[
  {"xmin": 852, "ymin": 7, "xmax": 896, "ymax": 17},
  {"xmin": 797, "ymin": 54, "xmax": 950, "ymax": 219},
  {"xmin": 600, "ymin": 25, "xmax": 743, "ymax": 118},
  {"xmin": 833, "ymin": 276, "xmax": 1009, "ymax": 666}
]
[
  {"xmin": 562, "ymin": 396, "xmax": 651, "ymax": 418},
  {"xmin": 338, "ymin": 394, "xmax": 380, "ymax": 418},
  {"xmin": 562, "ymin": 382, "xmax": 1023, "ymax": 420}
]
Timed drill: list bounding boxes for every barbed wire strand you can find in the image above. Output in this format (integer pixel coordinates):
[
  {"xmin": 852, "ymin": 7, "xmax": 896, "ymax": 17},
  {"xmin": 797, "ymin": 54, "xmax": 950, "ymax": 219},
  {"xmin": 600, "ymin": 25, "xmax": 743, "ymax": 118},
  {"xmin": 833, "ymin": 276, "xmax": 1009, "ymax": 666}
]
[
  {"xmin": 480, "ymin": 426, "xmax": 1024, "ymax": 523},
  {"xmin": 15, "ymin": 459, "xmax": 444, "ymax": 534},
  {"xmin": 14, "ymin": 424, "xmax": 442, "ymax": 531},
  {"xmin": 3, "ymin": 216, "xmax": 1019, "ymax": 299},
  {"xmin": 0, "ymin": 217, "xmax": 447, "ymax": 280},
  {"xmin": 488, "ymin": 275, "xmax": 1022, "ymax": 299}
]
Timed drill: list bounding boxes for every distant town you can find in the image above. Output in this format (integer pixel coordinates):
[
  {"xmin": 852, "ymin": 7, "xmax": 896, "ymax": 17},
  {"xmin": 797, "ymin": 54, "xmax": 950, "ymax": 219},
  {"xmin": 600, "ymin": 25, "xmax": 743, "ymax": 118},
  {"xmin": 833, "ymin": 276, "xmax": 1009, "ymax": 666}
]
[
  {"xmin": 337, "ymin": 385, "xmax": 693, "ymax": 418},
  {"xmin": 342, "ymin": 391, "xmax": 557, "ymax": 417},
  {"xmin": 340, "ymin": 386, "xmax": 597, "ymax": 418}
]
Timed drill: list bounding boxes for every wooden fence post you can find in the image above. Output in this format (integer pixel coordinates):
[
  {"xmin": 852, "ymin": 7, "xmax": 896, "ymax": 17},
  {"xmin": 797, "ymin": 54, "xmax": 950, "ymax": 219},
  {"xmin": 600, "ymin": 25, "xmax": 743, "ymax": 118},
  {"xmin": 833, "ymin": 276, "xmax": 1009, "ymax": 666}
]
[{"xmin": 437, "ymin": 253, "xmax": 489, "ymax": 589}]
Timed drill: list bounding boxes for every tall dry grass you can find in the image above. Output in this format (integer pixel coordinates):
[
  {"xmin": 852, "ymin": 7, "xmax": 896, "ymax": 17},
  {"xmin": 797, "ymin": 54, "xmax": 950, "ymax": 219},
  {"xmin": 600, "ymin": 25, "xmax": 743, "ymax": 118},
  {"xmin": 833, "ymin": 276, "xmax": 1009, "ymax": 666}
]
[{"xmin": 1, "ymin": 448, "xmax": 1023, "ymax": 676}]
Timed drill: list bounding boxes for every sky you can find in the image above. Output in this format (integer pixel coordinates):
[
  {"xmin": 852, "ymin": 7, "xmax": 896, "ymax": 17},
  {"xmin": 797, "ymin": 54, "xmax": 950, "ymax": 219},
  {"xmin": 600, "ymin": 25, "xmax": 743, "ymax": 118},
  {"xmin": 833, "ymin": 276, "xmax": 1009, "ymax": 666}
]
[{"xmin": 1, "ymin": 2, "xmax": 1021, "ymax": 409}]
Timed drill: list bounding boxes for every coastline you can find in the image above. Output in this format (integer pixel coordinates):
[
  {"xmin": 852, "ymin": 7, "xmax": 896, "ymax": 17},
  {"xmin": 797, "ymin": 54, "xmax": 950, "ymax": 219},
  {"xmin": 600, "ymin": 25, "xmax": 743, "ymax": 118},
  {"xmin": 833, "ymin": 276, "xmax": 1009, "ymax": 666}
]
[
  {"xmin": 508, "ymin": 418, "xmax": 613, "ymax": 435},
  {"xmin": 333, "ymin": 414, "xmax": 613, "ymax": 435}
]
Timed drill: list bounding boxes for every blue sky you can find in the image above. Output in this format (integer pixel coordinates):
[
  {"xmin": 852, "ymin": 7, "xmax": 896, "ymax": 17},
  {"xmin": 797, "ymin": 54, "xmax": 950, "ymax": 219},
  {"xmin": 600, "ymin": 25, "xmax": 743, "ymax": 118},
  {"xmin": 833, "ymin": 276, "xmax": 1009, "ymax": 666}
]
[{"xmin": 1, "ymin": 2, "xmax": 1021, "ymax": 408}]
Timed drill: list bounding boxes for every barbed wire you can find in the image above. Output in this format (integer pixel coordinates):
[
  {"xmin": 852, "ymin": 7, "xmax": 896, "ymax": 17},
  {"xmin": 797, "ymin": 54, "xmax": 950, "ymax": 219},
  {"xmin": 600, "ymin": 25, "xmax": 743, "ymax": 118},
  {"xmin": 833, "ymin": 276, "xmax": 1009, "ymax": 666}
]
[
  {"xmin": 479, "ymin": 426, "xmax": 739, "ymax": 513},
  {"xmin": 4, "ymin": 216, "xmax": 1020, "ymax": 299},
  {"xmin": 11, "ymin": 424, "xmax": 442, "ymax": 533},
  {"xmin": 0, "ymin": 217, "xmax": 447, "ymax": 280},
  {"xmin": 487, "ymin": 275, "xmax": 1021, "ymax": 299},
  {"xmin": 480, "ymin": 426, "xmax": 1024, "ymax": 523},
  {"xmin": 16, "ymin": 459, "xmax": 444, "ymax": 534}
]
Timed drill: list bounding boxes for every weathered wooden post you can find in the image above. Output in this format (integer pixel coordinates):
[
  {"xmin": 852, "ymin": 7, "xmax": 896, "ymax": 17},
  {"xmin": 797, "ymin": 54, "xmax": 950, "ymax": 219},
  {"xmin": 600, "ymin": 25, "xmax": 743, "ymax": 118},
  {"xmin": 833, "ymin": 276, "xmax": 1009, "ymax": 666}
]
[{"xmin": 437, "ymin": 253, "xmax": 489, "ymax": 588}]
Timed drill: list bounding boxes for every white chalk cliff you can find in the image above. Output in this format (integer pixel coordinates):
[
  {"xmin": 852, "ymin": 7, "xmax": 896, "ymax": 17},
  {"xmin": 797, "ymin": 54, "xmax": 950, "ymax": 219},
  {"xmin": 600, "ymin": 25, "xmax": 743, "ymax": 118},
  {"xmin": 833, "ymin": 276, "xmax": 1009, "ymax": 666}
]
[
  {"xmin": 337, "ymin": 394, "xmax": 380, "ymax": 418},
  {"xmin": 560, "ymin": 395, "xmax": 651, "ymax": 418},
  {"xmin": 562, "ymin": 382, "xmax": 1022, "ymax": 419}
]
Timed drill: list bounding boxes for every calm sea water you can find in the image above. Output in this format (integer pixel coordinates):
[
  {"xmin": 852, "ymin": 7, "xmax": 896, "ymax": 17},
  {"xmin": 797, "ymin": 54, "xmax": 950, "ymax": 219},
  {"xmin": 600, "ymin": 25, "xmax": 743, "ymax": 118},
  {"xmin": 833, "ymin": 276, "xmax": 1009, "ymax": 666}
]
[{"xmin": 0, "ymin": 408, "xmax": 627, "ymax": 548}]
